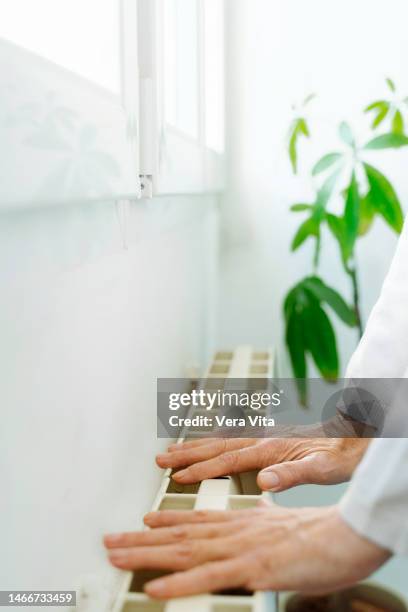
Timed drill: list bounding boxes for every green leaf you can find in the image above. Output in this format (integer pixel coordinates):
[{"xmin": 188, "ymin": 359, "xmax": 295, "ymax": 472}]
[
  {"xmin": 363, "ymin": 163, "xmax": 404, "ymax": 233},
  {"xmin": 343, "ymin": 172, "xmax": 360, "ymax": 259},
  {"xmin": 364, "ymin": 101, "xmax": 390, "ymax": 129},
  {"xmin": 364, "ymin": 100, "xmax": 388, "ymax": 113},
  {"xmin": 298, "ymin": 118, "xmax": 309, "ymax": 137},
  {"xmin": 291, "ymin": 170, "xmax": 340, "ymax": 251},
  {"xmin": 373, "ymin": 106, "xmax": 390, "ymax": 128},
  {"xmin": 288, "ymin": 118, "xmax": 310, "ymax": 173},
  {"xmin": 285, "ymin": 309, "xmax": 307, "ymax": 378},
  {"xmin": 285, "ymin": 310, "xmax": 308, "ymax": 404},
  {"xmin": 303, "ymin": 300, "xmax": 339, "ymax": 380},
  {"xmin": 291, "ymin": 217, "xmax": 319, "ymax": 251},
  {"xmin": 326, "ymin": 213, "xmax": 348, "ymax": 266},
  {"xmin": 358, "ymin": 195, "xmax": 376, "ymax": 236},
  {"xmin": 283, "ymin": 289, "xmax": 295, "ymax": 321},
  {"xmin": 303, "ymin": 276, "xmax": 357, "ymax": 327},
  {"xmin": 284, "ymin": 283, "xmax": 308, "ymax": 321},
  {"xmin": 290, "ymin": 203, "xmax": 313, "ymax": 212},
  {"xmin": 364, "ymin": 132, "xmax": 408, "ymax": 150},
  {"xmin": 326, "ymin": 213, "xmax": 343, "ymax": 242},
  {"xmin": 339, "ymin": 121, "xmax": 355, "ymax": 147},
  {"xmin": 284, "ymin": 279, "xmax": 346, "ymax": 402},
  {"xmin": 386, "ymin": 77, "xmax": 396, "ymax": 92},
  {"xmin": 289, "ymin": 127, "xmax": 298, "ymax": 173},
  {"xmin": 315, "ymin": 168, "xmax": 341, "ymax": 212},
  {"xmin": 290, "ymin": 170, "xmax": 340, "ymax": 253},
  {"xmin": 392, "ymin": 110, "xmax": 404, "ymax": 135},
  {"xmin": 312, "ymin": 153, "xmax": 343, "ymax": 176}
]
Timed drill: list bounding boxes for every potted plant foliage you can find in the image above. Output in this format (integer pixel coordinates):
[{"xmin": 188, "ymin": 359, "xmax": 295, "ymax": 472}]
[{"xmin": 285, "ymin": 79, "xmax": 408, "ymax": 403}]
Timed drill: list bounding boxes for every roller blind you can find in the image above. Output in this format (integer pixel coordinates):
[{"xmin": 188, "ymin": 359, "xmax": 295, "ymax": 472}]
[{"xmin": 0, "ymin": 0, "xmax": 140, "ymax": 209}]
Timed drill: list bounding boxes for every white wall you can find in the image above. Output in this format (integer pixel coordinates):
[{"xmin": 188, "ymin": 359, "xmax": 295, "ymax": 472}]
[
  {"xmin": 219, "ymin": 0, "xmax": 408, "ymax": 374},
  {"xmin": 0, "ymin": 195, "xmax": 218, "ymax": 599}
]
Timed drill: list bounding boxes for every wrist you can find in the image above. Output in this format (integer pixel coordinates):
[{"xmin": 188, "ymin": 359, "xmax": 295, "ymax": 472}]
[{"xmin": 331, "ymin": 506, "xmax": 391, "ymax": 576}]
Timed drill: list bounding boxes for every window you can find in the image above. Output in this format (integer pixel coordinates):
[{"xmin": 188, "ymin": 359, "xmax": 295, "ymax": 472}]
[
  {"xmin": 0, "ymin": 0, "xmax": 121, "ymax": 94},
  {"xmin": 140, "ymin": 0, "xmax": 225, "ymax": 194},
  {"xmin": 0, "ymin": 0, "xmax": 140, "ymax": 207},
  {"xmin": 0, "ymin": 0, "xmax": 225, "ymax": 207},
  {"xmin": 162, "ymin": 0, "xmax": 225, "ymax": 152},
  {"xmin": 203, "ymin": 0, "xmax": 225, "ymax": 154},
  {"xmin": 163, "ymin": 0, "xmax": 200, "ymax": 139}
]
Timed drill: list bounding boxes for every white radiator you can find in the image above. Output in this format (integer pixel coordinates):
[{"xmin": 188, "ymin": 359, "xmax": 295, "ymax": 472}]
[{"xmin": 77, "ymin": 346, "xmax": 278, "ymax": 612}]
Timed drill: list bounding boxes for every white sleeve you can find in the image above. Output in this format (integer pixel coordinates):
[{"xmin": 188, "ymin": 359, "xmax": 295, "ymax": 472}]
[
  {"xmin": 339, "ymin": 437, "xmax": 408, "ymax": 555},
  {"xmin": 346, "ymin": 218, "xmax": 408, "ymax": 378}
]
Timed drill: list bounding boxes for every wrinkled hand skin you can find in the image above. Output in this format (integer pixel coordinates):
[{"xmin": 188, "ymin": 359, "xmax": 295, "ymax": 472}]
[
  {"xmin": 104, "ymin": 501, "xmax": 389, "ymax": 600},
  {"xmin": 155, "ymin": 434, "xmax": 371, "ymax": 492}
]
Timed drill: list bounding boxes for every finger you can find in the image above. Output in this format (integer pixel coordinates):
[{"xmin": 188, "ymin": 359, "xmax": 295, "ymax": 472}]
[
  {"xmin": 158, "ymin": 439, "xmax": 255, "ymax": 470},
  {"xmin": 104, "ymin": 520, "xmax": 243, "ymax": 549},
  {"xmin": 108, "ymin": 536, "xmax": 232, "ymax": 571},
  {"xmin": 157, "ymin": 440, "xmax": 229, "ymax": 469},
  {"xmin": 173, "ymin": 444, "xmax": 264, "ymax": 483},
  {"xmin": 257, "ymin": 455, "xmax": 320, "ymax": 492},
  {"xmin": 256, "ymin": 497, "xmax": 272, "ymax": 509},
  {"xmin": 145, "ymin": 558, "xmax": 249, "ymax": 600},
  {"xmin": 167, "ymin": 438, "xmax": 219, "ymax": 451},
  {"xmin": 144, "ymin": 508, "xmax": 257, "ymax": 528},
  {"xmin": 168, "ymin": 438, "xmax": 255, "ymax": 452}
]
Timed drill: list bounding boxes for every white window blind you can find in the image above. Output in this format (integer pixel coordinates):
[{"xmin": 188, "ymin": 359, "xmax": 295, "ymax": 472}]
[{"xmin": 0, "ymin": 0, "xmax": 140, "ymax": 208}]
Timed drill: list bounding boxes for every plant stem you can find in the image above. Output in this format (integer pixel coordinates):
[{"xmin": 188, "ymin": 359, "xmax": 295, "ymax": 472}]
[
  {"xmin": 346, "ymin": 264, "xmax": 363, "ymax": 339},
  {"xmin": 313, "ymin": 233, "xmax": 321, "ymax": 272}
]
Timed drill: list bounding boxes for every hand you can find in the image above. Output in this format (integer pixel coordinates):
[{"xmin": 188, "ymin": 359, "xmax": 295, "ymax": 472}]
[
  {"xmin": 156, "ymin": 435, "xmax": 370, "ymax": 492},
  {"xmin": 104, "ymin": 501, "xmax": 389, "ymax": 599}
]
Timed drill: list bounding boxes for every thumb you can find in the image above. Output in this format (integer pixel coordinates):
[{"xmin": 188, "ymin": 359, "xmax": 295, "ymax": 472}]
[{"xmin": 257, "ymin": 456, "xmax": 317, "ymax": 492}]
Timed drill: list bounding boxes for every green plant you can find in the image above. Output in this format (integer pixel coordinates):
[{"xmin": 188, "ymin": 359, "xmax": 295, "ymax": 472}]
[
  {"xmin": 285, "ymin": 79, "xmax": 406, "ymax": 404},
  {"xmin": 287, "ymin": 94, "xmax": 316, "ymax": 173},
  {"xmin": 364, "ymin": 77, "xmax": 408, "ymax": 134}
]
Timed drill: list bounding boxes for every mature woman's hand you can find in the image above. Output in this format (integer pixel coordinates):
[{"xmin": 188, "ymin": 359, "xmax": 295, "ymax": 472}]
[
  {"xmin": 104, "ymin": 500, "xmax": 389, "ymax": 599},
  {"xmin": 156, "ymin": 435, "xmax": 370, "ymax": 492}
]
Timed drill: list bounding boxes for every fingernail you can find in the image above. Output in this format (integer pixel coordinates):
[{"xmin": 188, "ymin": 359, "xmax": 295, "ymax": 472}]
[
  {"xmin": 156, "ymin": 454, "xmax": 170, "ymax": 466},
  {"xmin": 109, "ymin": 549, "xmax": 126, "ymax": 561},
  {"xmin": 173, "ymin": 470, "xmax": 187, "ymax": 481},
  {"xmin": 145, "ymin": 579, "xmax": 167, "ymax": 597},
  {"xmin": 259, "ymin": 470, "xmax": 280, "ymax": 490},
  {"xmin": 104, "ymin": 533, "xmax": 122, "ymax": 545}
]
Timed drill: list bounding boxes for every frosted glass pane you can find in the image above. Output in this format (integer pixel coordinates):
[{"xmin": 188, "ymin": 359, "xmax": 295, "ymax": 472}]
[
  {"xmin": 163, "ymin": 0, "xmax": 199, "ymax": 138},
  {"xmin": 0, "ymin": 0, "xmax": 120, "ymax": 94},
  {"xmin": 0, "ymin": 38, "xmax": 138, "ymax": 206},
  {"xmin": 204, "ymin": 0, "xmax": 225, "ymax": 152},
  {"xmin": 163, "ymin": 0, "xmax": 177, "ymax": 128}
]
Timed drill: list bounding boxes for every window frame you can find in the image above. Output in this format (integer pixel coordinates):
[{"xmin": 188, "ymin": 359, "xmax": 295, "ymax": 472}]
[
  {"xmin": 137, "ymin": 0, "xmax": 225, "ymax": 197},
  {"xmin": 0, "ymin": 0, "xmax": 224, "ymax": 208}
]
